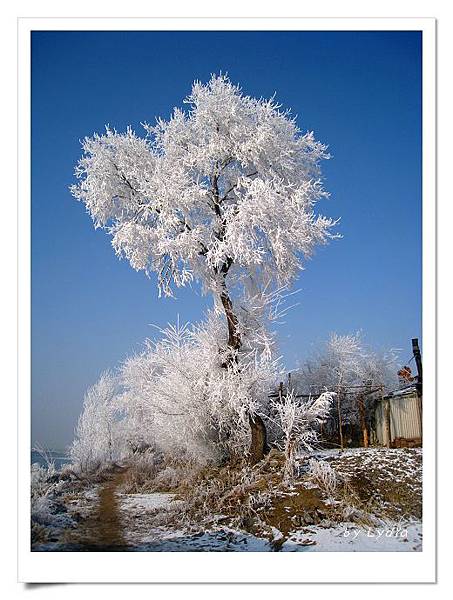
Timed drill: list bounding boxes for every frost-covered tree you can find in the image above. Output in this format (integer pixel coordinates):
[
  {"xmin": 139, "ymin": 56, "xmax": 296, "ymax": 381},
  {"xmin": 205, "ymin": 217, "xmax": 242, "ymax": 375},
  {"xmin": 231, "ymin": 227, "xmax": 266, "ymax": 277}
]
[
  {"xmin": 292, "ymin": 332, "xmax": 399, "ymax": 448},
  {"xmin": 71, "ymin": 75, "xmax": 336, "ymax": 460},
  {"xmin": 70, "ymin": 371, "xmax": 125, "ymax": 473},
  {"xmin": 295, "ymin": 333, "xmax": 398, "ymax": 395}
]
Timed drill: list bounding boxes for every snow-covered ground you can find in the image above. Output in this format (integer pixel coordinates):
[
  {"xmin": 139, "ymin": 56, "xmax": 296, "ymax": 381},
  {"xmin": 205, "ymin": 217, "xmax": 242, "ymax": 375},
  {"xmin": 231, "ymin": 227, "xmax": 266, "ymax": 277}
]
[
  {"xmin": 115, "ymin": 490, "xmax": 422, "ymax": 552},
  {"xmin": 283, "ymin": 522, "xmax": 422, "ymax": 552},
  {"xmin": 120, "ymin": 492, "xmax": 180, "ymax": 512},
  {"xmin": 32, "ymin": 448, "xmax": 422, "ymax": 552}
]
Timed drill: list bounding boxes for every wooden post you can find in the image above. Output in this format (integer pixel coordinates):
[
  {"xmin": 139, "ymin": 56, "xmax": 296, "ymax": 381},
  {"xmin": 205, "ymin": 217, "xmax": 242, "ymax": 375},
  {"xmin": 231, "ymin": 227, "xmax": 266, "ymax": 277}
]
[
  {"xmin": 412, "ymin": 338, "xmax": 422, "ymax": 385},
  {"xmin": 383, "ymin": 394, "xmax": 391, "ymax": 449},
  {"xmin": 412, "ymin": 337, "xmax": 423, "ymax": 420},
  {"xmin": 357, "ymin": 394, "xmax": 369, "ymax": 448},
  {"xmin": 411, "ymin": 339, "xmax": 423, "ymax": 443},
  {"xmin": 336, "ymin": 390, "xmax": 344, "ymax": 451},
  {"xmin": 278, "ymin": 381, "xmax": 284, "ymax": 403}
]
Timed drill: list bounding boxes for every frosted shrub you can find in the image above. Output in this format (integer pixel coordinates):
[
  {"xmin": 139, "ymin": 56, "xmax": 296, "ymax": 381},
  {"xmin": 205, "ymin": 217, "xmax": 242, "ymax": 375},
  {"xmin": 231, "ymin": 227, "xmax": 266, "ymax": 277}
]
[
  {"xmin": 31, "ymin": 462, "xmax": 54, "ymax": 500},
  {"xmin": 30, "ymin": 461, "xmax": 71, "ymax": 529},
  {"xmin": 31, "ymin": 447, "xmax": 59, "ymax": 524},
  {"xmin": 31, "ymin": 496, "xmax": 56, "ymax": 526},
  {"xmin": 119, "ymin": 313, "xmax": 281, "ymax": 465},
  {"xmin": 272, "ymin": 391, "xmax": 334, "ymax": 481},
  {"xmin": 308, "ymin": 459, "xmax": 338, "ymax": 499}
]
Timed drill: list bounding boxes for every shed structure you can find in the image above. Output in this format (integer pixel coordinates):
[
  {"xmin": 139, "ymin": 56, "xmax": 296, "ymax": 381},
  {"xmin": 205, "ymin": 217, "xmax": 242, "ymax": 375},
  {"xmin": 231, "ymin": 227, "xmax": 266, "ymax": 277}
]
[{"xmin": 374, "ymin": 384, "xmax": 422, "ymax": 447}]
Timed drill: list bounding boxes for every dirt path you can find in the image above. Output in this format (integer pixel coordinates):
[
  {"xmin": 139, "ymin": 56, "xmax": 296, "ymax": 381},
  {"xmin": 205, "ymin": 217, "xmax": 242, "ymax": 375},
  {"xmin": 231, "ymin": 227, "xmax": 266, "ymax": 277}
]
[
  {"xmin": 93, "ymin": 468, "xmax": 128, "ymax": 547},
  {"xmin": 63, "ymin": 466, "xmax": 130, "ymax": 551}
]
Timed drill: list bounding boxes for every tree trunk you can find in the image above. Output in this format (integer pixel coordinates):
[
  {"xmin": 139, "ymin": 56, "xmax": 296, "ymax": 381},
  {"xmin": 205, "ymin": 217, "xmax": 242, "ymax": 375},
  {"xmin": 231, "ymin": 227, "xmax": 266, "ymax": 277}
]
[
  {"xmin": 220, "ymin": 287, "xmax": 241, "ymax": 353},
  {"xmin": 249, "ymin": 414, "xmax": 268, "ymax": 465},
  {"xmin": 219, "ymin": 283, "xmax": 268, "ymax": 464}
]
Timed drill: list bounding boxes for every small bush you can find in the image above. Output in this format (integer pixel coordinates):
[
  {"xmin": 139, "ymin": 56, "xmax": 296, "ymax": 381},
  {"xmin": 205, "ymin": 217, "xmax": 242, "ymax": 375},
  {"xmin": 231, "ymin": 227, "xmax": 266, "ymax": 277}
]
[{"xmin": 308, "ymin": 458, "xmax": 339, "ymax": 499}]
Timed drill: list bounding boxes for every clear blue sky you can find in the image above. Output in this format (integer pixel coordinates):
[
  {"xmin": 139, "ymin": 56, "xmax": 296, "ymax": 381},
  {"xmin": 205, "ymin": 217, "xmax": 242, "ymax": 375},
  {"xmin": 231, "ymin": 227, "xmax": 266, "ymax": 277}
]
[{"xmin": 31, "ymin": 30, "xmax": 422, "ymax": 450}]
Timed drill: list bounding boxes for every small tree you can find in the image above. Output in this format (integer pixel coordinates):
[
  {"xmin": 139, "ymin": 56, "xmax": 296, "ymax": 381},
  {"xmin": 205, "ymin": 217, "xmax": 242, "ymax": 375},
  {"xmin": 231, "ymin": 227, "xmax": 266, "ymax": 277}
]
[
  {"xmin": 272, "ymin": 391, "xmax": 334, "ymax": 481},
  {"xmin": 70, "ymin": 371, "xmax": 122, "ymax": 473},
  {"xmin": 293, "ymin": 332, "xmax": 399, "ymax": 448},
  {"xmin": 71, "ymin": 75, "xmax": 336, "ymax": 461}
]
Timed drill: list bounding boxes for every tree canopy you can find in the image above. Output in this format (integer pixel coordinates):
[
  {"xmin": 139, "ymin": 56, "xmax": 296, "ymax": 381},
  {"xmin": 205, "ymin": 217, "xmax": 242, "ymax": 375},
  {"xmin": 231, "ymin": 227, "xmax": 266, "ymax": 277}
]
[{"xmin": 71, "ymin": 74, "xmax": 336, "ymax": 299}]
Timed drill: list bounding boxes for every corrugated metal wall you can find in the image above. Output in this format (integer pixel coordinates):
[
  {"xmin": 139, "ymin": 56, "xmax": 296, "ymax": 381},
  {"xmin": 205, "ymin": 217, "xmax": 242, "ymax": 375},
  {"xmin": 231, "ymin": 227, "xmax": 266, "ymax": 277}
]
[{"xmin": 374, "ymin": 392, "xmax": 422, "ymax": 445}]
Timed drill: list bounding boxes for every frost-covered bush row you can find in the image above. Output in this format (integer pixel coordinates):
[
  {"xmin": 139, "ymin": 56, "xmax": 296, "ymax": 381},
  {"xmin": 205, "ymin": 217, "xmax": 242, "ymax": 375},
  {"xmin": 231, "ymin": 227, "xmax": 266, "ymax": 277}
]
[
  {"xmin": 70, "ymin": 309, "xmax": 335, "ymax": 473},
  {"xmin": 69, "ymin": 327, "xmax": 400, "ymax": 475},
  {"xmin": 31, "ymin": 455, "xmax": 73, "ymax": 537}
]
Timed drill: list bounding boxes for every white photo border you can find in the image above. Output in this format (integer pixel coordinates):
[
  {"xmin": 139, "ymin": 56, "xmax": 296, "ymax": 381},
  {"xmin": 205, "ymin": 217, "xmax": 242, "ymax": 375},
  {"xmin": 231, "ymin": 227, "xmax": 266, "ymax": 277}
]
[{"xmin": 18, "ymin": 17, "xmax": 436, "ymax": 583}]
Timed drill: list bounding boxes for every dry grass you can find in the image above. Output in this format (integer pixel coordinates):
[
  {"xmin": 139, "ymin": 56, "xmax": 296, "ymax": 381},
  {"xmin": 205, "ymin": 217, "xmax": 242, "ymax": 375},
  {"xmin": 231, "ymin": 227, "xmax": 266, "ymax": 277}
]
[
  {"xmin": 31, "ymin": 522, "xmax": 50, "ymax": 545},
  {"xmin": 319, "ymin": 448, "xmax": 422, "ymax": 521},
  {"xmin": 114, "ymin": 447, "xmax": 422, "ymax": 545},
  {"xmin": 157, "ymin": 450, "xmax": 328, "ymax": 541}
]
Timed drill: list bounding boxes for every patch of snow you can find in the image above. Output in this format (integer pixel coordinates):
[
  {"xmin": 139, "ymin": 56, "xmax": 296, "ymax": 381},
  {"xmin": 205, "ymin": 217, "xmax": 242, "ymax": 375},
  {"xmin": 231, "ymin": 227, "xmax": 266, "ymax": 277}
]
[
  {"xmin": 282, "ymin": 521, "xmax": 422, "ymax": 552},
  {"xmin": 119, "ymin": 492, "xmax": 179, "ymax": 512},
  {"xmin": 131, "ymin": 528, "xmax": 273, "ymax": 552}
]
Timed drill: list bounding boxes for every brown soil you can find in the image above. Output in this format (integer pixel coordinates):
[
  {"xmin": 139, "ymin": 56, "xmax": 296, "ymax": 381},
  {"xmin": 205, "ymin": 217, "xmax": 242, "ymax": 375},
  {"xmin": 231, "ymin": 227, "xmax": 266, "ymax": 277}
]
[
  {"xmin": 168, "ymin": 451, "xmax": 329, "ymax": 544},
  {"xmin": 263, "ymin": 485, "xmax": 326, "ymax": 536},
  {"xmin": 62, "ymin": 466, "xmax": 129, "ymax": 550}
]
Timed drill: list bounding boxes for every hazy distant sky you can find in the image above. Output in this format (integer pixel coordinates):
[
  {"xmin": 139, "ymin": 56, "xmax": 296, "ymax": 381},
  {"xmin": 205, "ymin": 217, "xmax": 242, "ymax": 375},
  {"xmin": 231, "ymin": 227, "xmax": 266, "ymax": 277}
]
[{"xmin": 31, "ymin": 30, "xmax": 422, "ymax": 450}]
